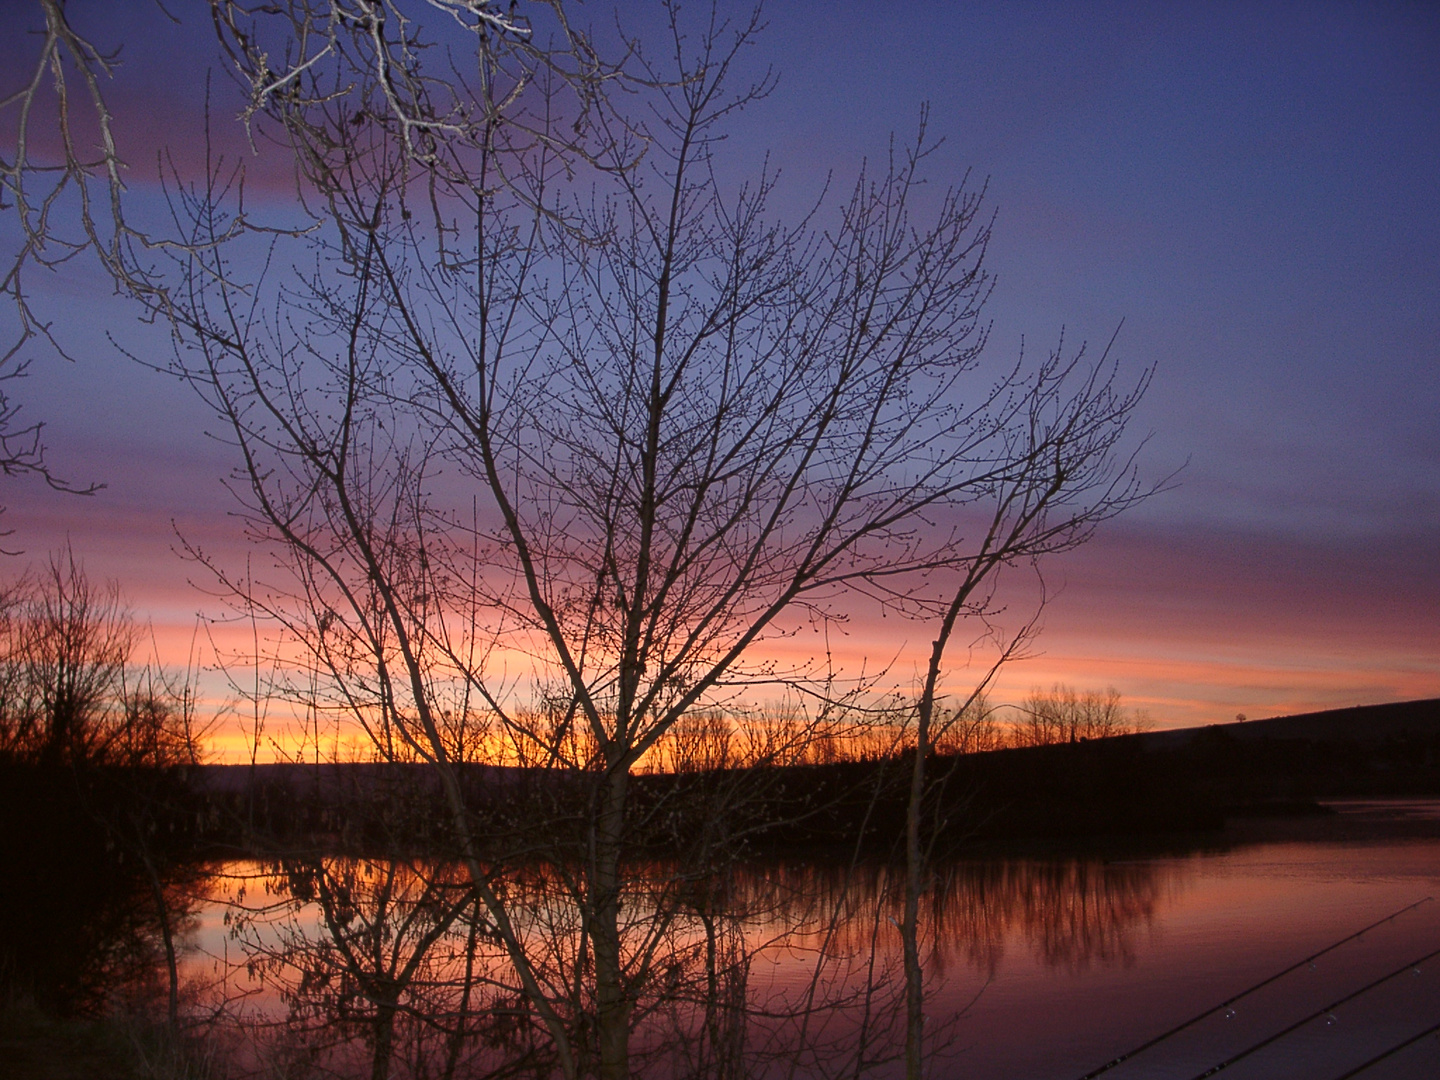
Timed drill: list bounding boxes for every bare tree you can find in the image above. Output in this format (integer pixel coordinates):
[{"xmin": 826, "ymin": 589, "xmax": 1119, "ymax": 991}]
[
  {"xmin": 0, "ymin": 0, "xmax": 170, "ymax": 515},
  {"xmin": 0, "ymin": 546, "xmax": 136, "ymax": 767},
  {"xmin": 0, "ymin": 545, "xmax": 209, "ymax": 1025},
  {"xmin": 900, "ymin": 364, "xmax": 1152, "ymax": 1075},
  {"xmin": 122, "ymin": 2, "xmax": 1157, "ymax": 1075},
  {"xmin": 1015, "ymin": 683, "xmax": 1148, "ymax": 748},
  {"xmin": 2, "ymin": 0, "xmax": 597, "ymax": 535},
  {"xmin": 932, "ymin": 693, "xmax": 1006, "ymax": 756},
  {"xmin": 0, "ymin": 546, "xmax": 204, "ymax": 771},
  {"xmin": 1, "ymin": 1, "xmax": 150, "ymax": 349}
]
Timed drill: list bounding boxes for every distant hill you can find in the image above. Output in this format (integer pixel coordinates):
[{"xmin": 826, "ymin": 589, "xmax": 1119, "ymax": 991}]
[
  {"xmin": 160, "ymin": 699, "xmax": 1440, "ymax": 853},
  {"xmin": 187, "ymin": 759, "xmax": 526, "ymax": 795},
  {"xmin": 1139, "ymin": 698, "xmax": 1440, "ymax": 749}
]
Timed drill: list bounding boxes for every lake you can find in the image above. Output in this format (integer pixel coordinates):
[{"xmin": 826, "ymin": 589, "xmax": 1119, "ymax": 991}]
[{"xmin": 170, "ymin": 801, "xmax": 1440, "ymax": 1078}]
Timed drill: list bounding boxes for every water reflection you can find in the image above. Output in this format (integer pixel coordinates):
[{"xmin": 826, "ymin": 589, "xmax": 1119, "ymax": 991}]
[
  {"xmin": 935, "ymin": 859, "xmax": 1175, "ymax": 975},
  {"xmin": 225, "ymin": 859, "xmax": 482, "ymax": 1080},
  {"xmin": 180, "ymin": 853, "xmax": 1175, "ymax": 1078}
]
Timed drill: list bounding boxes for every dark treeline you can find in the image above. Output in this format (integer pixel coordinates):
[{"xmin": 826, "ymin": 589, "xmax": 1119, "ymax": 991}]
[
  {"xmin": 0, "ymin": 550, "xmax": 207, "ymax": 1019},
  {"xmin": 139, "ymin": 697, "xmax": 1440, "ymax": 861},
  {"xmin": 715, "ymin": 698, "xmax": 1440, "ymax": 854},
  {"xmin": 633, "ymin": 698, "xmax": 1440, "ymax": 857}
]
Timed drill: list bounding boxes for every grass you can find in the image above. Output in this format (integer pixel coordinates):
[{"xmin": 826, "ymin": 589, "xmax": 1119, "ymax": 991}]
[{"xmin": 0, "ymin": 988, "xmax": 224, "ymax": 1080}]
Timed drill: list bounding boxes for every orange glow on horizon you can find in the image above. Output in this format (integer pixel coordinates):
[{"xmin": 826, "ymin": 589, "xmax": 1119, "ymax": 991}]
[{"xmin": 156, "ymin": 613, "xmax": 1434, "ymax": 764}]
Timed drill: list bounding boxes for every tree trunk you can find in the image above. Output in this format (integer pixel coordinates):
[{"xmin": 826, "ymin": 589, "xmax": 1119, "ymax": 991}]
[
  {"xmin": 371, "ymin": 994, "xmax": 397, "ymax": 1080},
  {"xmin": 903, "ymin": 698, "xmax": 928, "ymax": 1080},
  {"xmin": 140, "ymin": 844, "xmax": 179, "ymax": 1028},
  {"xmin": 443, "ymin": 900, "xmax": 481, "ymax": 1080},
  {"xmin": 593, "ymin": 765, "xmax": 631, "ymax": 1080}
]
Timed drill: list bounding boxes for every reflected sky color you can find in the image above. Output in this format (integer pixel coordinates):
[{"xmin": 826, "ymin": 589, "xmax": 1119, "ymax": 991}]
[
  {"xmin": 1, "ymin": 1, "xmax": 1436, "ymax": 757},
  {"xmin": 179, "ymin": 836, "xmax": 1440, "ymax": 1078}
]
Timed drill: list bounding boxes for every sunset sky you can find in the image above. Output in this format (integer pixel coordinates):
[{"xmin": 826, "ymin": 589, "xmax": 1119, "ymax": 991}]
[{"xmin": 2, "ymin": 1, "xmax": 1436, "ymax": 758}]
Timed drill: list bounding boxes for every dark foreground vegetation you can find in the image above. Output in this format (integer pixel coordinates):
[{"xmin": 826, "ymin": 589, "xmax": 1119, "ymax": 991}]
[{"xmin": 3, "ymin": 697, "xmax": 1438, "ymax": 1078}]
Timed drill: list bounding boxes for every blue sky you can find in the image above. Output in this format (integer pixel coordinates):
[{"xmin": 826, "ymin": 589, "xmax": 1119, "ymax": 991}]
[{"xmin": 2, "ymin": 1, "xmax": 1436, "ymax": 742}]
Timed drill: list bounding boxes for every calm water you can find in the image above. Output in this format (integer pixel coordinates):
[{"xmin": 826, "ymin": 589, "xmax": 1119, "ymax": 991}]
[
  {"xmin": 929, "ymin": 836, "xmax": 1440, "ymax": 1078},
  {"xmin": 174, "ymin": 805, "xmax": 1440, "ymax": 1079}
]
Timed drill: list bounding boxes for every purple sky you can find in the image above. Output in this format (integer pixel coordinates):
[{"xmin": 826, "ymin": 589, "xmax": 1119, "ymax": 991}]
[{"xmin": 2, "ymin": 1, "xmax": 1436, "ymax": 747}]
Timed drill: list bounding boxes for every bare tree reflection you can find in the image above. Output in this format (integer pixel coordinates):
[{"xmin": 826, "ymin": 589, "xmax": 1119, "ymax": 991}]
[
  {"xmin": 221, "ymin": 858, "xmax": 497, "ymax": 1079},
  {"xmin": 199, "ymin": 851, "xmax": 1175, "ymax": 1078},
  {"xmin": 932, "ymin": 859, "xmax": 1176, "ymax": 976}
]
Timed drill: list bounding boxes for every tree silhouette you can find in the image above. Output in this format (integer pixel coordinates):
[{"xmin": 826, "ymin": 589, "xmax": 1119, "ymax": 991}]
[{"xmin": 1, "ymin": 2, "xmax": 1155, "ymax": 1074}]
